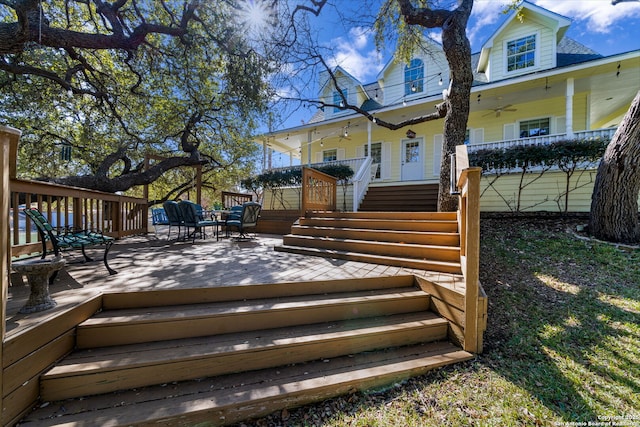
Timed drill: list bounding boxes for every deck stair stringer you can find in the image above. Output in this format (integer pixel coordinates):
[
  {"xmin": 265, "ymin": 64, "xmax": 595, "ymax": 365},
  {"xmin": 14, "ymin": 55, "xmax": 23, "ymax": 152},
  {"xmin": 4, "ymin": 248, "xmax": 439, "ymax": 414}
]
[{"xmin": 19, "ymin": 275, "xmax": 475, "ymax": 426}]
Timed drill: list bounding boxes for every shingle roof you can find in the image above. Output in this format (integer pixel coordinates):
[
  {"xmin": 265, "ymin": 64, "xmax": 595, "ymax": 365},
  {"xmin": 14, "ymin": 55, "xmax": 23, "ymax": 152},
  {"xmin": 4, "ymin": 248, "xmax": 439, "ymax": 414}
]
[{"xmin": 556, "ymin": 36, "xmax": 603, "ymax": 66}]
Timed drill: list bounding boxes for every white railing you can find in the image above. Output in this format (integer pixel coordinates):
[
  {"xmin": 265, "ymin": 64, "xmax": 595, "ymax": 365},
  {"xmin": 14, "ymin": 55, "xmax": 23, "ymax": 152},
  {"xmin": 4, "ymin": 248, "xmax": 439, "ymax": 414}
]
[
  {"xmin": 267, "ymin": 157, "xmax": 367, "ymax": 175},
  {"xmin": 352, "ymin": 156, "xmax": 373, "ymax": 212},
  {"xmin": 467, "ymin": 127, "xmax": 617, "ymax": 153}
]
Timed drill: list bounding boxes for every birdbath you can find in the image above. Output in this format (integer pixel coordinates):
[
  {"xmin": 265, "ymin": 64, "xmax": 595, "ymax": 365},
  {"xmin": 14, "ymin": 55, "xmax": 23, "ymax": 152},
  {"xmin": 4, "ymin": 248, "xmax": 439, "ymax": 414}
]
[{"xmin": 12, "ymin": 256, "xmax": 66, "ymax": 314}]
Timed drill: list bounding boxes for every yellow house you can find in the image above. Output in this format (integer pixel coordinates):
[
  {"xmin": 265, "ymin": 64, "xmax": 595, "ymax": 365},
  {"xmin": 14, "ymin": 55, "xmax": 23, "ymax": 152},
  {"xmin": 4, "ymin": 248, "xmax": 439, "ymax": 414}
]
[{"xmin": 261, "ymin": 1, "xmax": 640, "ymax": 213}]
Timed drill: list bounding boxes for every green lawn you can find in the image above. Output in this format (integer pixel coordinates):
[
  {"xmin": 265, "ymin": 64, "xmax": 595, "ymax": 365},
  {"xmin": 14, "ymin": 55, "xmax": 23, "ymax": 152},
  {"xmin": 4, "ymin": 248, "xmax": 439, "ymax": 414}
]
[{"xmin": 238, "ymin": 217, "xmax": 640, "ymax": 427}]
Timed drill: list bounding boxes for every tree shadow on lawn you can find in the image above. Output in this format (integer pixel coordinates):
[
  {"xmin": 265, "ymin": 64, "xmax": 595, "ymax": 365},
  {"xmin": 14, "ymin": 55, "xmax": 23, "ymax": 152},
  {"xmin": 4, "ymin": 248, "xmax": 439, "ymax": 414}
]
[{"xmin": 480, "ymin": 217, "xmax": 640, "ymax": 422}]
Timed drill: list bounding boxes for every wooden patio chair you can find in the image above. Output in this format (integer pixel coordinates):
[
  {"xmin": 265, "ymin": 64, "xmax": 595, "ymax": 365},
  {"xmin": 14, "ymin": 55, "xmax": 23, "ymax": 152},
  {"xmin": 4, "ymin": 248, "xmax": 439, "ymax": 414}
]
[{"xmin": 23, "ymin": 208, "xmax": 117, "ymax": 281}]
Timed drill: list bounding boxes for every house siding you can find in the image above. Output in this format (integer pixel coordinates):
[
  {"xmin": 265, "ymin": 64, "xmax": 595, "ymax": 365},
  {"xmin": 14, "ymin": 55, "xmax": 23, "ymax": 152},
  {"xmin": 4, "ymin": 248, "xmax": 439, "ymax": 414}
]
[
  {"xmin": 380, "ymin": 47, "xmax": 449, "ymax": 107},
  {"xmin": 479, "ymin": 170, "xmax": 597, "ymax": 212},
  {"xmin": 490, "ymin": 17, "xmax": 555, "ymax": 82},
  {"xmin": 263, "ymin": 186, "xmax": 354, "ymax": 212}
]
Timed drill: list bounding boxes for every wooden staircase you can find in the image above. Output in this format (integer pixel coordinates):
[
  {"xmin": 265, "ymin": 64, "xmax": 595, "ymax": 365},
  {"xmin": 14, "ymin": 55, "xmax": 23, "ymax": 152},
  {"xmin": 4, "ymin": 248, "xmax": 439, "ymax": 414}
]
[
  {"xmin": 19, "ymin": 276, "xmax": 473, "ymax": 426},
  {"xmin": 358, "ymin": 183, "xmax": 439, "ymax": 212},
  {"xmin": 277, "ymin": 211, "xmax": 462, "ymax": 274}
]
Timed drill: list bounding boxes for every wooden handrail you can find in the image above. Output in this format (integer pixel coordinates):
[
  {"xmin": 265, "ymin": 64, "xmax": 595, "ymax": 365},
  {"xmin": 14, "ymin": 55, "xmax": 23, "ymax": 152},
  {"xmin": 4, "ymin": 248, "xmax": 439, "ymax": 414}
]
[
  {"xmin": 301, "ymin": 167, "xmax": 337, "ymax": 214},
  {"xmin": 9, "ymin": 178, "xmax": 148, "ymax": 258},
  {"xmin": 455, "ymin": 145, "xmax": 483, "ymax": 353},
  {"xmin": 221, "ymin": 191, "xmax": 252, "ymax": 209}
]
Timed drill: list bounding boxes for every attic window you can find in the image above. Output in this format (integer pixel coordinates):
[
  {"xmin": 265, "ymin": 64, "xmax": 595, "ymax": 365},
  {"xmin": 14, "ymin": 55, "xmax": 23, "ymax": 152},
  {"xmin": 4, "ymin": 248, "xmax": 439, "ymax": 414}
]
[
  {"xmin": 507, "ymin": 34, "xmax": 536, "ymax": 72},
  {"xmin": 333, "ymin": 89, "xmax": 348, "ymax": 113},
  {"xmin": 405, "ymin": 59, "xmax": 424, "ymax": 96}
]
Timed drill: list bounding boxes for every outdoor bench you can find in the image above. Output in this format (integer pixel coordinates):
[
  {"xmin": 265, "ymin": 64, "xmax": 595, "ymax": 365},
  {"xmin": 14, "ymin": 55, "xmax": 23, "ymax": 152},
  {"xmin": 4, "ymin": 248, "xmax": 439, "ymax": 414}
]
[{"xmin": 24, "ymin": 208, "xmax": 118, "ymax": 280}]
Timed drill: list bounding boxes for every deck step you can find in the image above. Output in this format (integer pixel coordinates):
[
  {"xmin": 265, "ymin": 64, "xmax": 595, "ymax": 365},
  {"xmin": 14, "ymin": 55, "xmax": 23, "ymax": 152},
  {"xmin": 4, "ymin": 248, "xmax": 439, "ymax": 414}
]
[
  {"xmin": 76, "ymin": 287, "xmax": 430, "ymax": 348},
  {"xmin": 306, "ymin": 211, "xmax": 457, "ymax": 220},
  {"xmin": 277, "ymin": 211, "xmax": 462, "ymax": 273},
  {"xmin": 282, "ymin": 235, "xmax": 461, "ymax": 262},
  {"xmin": 41, "ymin": 312, "xmax": 447, "ymax": 401},
  {"xmin": 22, "ymin": 342, "xmax": 473, "ymax": 427},
  {"xmin": 299, "ymin": 217, "xmax": 459, "ymax": 233},
  {"xmin": 359, "ymin": 184, "xmax": 439, "ymax": 212},
  {"xmin": 276, "ymin": 245, "xmax": 463, "ymax": 274},
  {"xmin": 291, "ymin": 225, "xmax": 460, "ymax": 246}
]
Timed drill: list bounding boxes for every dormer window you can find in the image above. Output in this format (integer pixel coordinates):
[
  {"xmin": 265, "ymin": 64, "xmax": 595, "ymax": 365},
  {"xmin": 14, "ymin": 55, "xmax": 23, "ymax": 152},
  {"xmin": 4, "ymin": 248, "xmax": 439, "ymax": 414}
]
[
  {"xmin": 333, "ymin": 89, "xmax": 348, "ymax": 113},
  {"xmin": 506, "ymin": 34, "xmax": 537, "ymax": 72},
  {"xmin": 404, "ymin": 59, "xmax": 424, "ymax": 96}
]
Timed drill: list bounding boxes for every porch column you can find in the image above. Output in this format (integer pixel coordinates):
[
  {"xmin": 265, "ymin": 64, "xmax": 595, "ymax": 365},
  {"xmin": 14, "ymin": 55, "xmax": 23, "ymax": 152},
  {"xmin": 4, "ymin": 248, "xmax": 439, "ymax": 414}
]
[
  {"xmin": 566, "ymin": 77, "xmax": 574, "ymax": 138},
  {"xmin": 307, "ymin": 129, "xmax": 312, "ymax": 165},
  {"xmin": 262, "ymin": 138, "xmax": 267, "ymax": 172},
  {"xmin": 367, "ymin": 121, "xmax": 372, "ymax": 158}
]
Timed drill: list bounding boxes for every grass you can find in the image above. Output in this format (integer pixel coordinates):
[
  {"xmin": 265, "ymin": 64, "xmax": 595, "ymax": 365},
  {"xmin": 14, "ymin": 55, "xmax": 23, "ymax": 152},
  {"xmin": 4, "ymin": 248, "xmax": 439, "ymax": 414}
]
[{"xmin": 236, "ymin": 217, "xmax": 640, "ymax": 427}]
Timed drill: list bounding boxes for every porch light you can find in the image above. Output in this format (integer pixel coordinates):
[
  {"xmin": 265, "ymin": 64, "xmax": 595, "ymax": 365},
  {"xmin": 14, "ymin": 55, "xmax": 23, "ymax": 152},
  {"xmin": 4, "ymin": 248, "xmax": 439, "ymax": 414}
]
[
  {"xmin": 411, "ymin": 83, "xmax": 417, "ymax": 92},
  {"xmin": 438, "ymin": 75, "xmax": 443, "ymax": 86}
]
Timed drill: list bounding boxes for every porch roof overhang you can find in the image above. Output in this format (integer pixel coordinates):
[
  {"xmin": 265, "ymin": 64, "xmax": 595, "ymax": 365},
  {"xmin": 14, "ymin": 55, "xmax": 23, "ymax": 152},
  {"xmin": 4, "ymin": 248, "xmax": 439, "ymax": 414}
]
[{"xmin": 263, "ymin": 50, "xmax": 639, "ymax": 156}]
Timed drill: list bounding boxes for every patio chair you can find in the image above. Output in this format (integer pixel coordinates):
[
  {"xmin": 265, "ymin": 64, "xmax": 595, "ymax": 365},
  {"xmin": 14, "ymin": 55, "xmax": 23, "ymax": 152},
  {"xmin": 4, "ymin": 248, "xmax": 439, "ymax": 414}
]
[
  {"xmin": 162, "ymin": 201, "xmax": 184, "ymax": 240},
  {"xmin": 23, "ymin": 207, "xmax": 117, "ymax": 282},
  {"xmin": 225, "ymin": 202, "xmax": 262, "ymax": 241},
  {"xmin": 151, "ymin": 207, "xmax": 169, "ymax": 236},
  {"xmin": 178, "ymin": 200, "xmax": 219, "ymax": 242}
]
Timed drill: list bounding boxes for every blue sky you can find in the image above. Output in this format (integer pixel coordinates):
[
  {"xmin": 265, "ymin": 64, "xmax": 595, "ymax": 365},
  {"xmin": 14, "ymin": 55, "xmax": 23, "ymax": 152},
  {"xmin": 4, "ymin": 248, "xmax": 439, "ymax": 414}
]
[
  {"xmin": 308, "ymin": 0, "xmax": 640, "ymax": 86},
  {"xmin": 262, "ymin": 0, "xmax": 640, "ymax": 167}
]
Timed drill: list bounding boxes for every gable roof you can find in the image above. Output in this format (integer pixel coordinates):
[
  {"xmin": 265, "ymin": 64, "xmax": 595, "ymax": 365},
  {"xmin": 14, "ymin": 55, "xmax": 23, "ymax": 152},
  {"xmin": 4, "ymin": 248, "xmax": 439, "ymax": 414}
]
[
  {"xmin": 477, "ymin": 0, "xmax": 572, "ymax": 73},
  {"xmin": 319, "ymin": 65, "xmax": 365, "ymax": 94}
]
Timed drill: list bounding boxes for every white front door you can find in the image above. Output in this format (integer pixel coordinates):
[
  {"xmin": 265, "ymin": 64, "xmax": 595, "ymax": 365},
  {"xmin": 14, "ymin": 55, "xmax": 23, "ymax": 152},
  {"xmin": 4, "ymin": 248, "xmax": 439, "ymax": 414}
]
[{"xmin": 401, "ymin": 138, "xmax": 423, "ymax": 181}]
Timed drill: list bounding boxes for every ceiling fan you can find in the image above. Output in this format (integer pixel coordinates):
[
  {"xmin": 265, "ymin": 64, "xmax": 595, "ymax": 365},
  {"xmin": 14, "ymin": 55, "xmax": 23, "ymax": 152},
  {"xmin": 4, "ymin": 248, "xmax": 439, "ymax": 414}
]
[{"xmin": 483, "ymin": 104, "xmax": 517, "ymax": 117}]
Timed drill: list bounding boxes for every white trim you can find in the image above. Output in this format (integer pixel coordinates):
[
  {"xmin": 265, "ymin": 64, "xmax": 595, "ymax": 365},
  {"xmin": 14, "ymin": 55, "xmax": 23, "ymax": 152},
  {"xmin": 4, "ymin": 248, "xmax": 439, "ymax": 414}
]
[
  {"xmin": 400, "ymin": 137, "xmax": 424, "ymax": 181},
  {"xmin": 503, "ymin": 32, "xmax": 541, "ymax": 77},
  {"xmin": 433, "ymin": 134, "xmax": 443, "ymax": 176}
]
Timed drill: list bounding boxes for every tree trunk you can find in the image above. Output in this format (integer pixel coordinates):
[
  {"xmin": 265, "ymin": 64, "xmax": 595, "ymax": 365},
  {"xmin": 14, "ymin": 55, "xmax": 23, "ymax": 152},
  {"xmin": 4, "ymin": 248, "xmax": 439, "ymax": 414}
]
[
  {"xmin": 589, "ymin": 89, "xmax": 640, "ymax": 243},
  {"xmin": 438, "ymin": 8, "xmax": 473, "ymax": 212}
]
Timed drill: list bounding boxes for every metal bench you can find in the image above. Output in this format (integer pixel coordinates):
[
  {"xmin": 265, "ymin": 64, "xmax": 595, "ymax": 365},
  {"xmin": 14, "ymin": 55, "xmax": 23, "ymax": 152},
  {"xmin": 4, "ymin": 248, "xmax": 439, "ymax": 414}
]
[{"xmin": 24, "ymin": 208, "xmax": 117, "ymax": 279}]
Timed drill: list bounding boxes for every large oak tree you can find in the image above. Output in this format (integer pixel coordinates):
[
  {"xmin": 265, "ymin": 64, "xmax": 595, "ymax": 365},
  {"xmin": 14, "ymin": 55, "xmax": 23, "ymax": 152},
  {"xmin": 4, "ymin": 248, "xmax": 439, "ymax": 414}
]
[
  {"xmin": 589, "ymin": 89, "xmax": 640, "ymax": 243},
  {"xmin": 0, "ymin": 1, "xmax": 288, "ymax": 200}
]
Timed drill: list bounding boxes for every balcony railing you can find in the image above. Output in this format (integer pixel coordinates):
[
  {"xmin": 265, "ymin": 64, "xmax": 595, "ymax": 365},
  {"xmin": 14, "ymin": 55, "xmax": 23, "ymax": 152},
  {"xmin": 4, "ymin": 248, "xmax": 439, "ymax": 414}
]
[
  {"xmin": 467, "ymin": 128, "xmax": 617, "ymax": 153},
  {"xmin": 268, "ymin": 157, "xmax": 367, "ymax": 176}
]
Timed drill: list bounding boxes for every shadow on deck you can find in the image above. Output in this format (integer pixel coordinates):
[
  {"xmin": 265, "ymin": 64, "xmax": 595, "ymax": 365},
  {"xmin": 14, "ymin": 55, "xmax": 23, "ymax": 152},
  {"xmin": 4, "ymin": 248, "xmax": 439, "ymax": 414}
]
[{"xmin": 5, "ymin": 232, "xmax": 478, "ymax": 426}]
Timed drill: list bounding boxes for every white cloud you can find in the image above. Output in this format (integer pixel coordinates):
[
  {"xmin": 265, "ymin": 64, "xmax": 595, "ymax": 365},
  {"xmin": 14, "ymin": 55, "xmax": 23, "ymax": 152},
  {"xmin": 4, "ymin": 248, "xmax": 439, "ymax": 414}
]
[
  {"xmin": 471, "ymin": 0, "xmax": 640, "ymax": 39},
  {"xmin": 325, "ymin": 26, "xmax": 384, "ymax": 83},
  {"xmin": 468, "ymin": 1, "xmax": 506, "ymax": 49},
  {"xmin": 535, "ymin": 0, "xmax": 640, "ymax": 33}
]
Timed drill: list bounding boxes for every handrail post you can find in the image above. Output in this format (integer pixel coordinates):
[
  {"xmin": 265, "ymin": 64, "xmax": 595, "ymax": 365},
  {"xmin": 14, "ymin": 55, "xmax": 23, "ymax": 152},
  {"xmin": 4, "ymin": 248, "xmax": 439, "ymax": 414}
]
[
  {"xmin": 1, "ymin": 126, "xmax": 21, "ymax": 415},
  {"xmin": 462, "ymin": 167, "xmax": 482, "ymax": 353}
]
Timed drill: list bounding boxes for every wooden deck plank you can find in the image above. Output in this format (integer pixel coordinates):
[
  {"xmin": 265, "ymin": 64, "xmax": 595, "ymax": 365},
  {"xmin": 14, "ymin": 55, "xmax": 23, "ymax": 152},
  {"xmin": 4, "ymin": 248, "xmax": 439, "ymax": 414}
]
[
  {"xmin": 76, "ymin": 289, "xmax": 431, "ymax": 348},
  {"xmin": 22, "ymin": 342, "xmax": 473, "ymax": 426},
  {"xmin": 276, "ymin": 245, "xmax": 463, "ymax": 274},
  {"xmin": 41, "ymin": 313, "xmax": 448, "ymax": 400}
]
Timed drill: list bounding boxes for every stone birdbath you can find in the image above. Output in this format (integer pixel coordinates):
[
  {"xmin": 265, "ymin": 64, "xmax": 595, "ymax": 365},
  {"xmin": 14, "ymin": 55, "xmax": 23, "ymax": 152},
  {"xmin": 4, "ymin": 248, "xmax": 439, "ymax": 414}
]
[{"xmin": 12, "ymin": 256, "xmax": 66, "ymax": 314}]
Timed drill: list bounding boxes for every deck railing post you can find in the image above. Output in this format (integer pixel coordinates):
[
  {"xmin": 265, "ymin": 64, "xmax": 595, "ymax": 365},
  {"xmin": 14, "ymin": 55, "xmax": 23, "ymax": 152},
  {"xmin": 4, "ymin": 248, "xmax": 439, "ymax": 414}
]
[
  {"xmin": 461, "ymin": 167, "xmax": 482, "ymax": 353},
  {"xmin": 1, "ymin": 126, "xmax": 21, "ymax": 417},
  {"xmin": 455, "ymin": 144, "xmax": 483, "ymax": 353}
]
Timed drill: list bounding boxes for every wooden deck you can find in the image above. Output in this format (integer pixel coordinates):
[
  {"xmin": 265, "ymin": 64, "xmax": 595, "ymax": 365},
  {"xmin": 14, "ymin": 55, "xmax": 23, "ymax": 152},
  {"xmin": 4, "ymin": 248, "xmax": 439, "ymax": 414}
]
[{"xmin": 6, "ymin": 233, "xmax": 465, "ymax": 337}]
